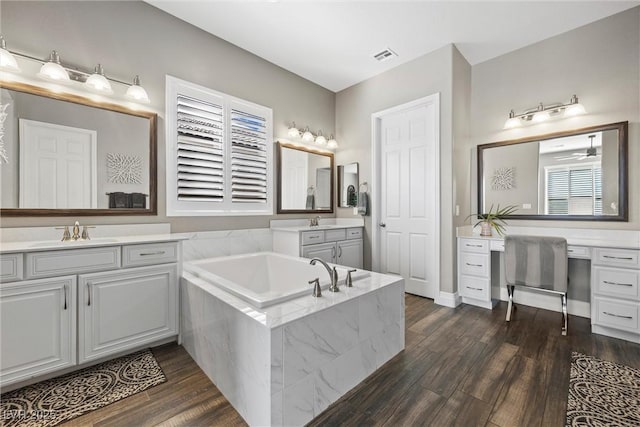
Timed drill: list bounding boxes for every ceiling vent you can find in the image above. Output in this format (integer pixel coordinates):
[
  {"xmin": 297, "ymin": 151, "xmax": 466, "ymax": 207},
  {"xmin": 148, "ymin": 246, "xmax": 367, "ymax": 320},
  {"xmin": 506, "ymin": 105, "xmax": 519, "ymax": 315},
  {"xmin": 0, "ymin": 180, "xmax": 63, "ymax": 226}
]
[{"xmin": 373, "ymin": 48, "xmax": 398, "ymax": 62}]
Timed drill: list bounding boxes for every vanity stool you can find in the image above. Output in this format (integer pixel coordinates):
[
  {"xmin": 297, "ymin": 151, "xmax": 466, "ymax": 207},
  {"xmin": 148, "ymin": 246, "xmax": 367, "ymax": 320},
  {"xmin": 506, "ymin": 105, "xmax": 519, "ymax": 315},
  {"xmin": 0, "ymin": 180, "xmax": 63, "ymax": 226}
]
[{"xmin": 505, "ymin": 235, "xmax": 569, "ymax": 335}]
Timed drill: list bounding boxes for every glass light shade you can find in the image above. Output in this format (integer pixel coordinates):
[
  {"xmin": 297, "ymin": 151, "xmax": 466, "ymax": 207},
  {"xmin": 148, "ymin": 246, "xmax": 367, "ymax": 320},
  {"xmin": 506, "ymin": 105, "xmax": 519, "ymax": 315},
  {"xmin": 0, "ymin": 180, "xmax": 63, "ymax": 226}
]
[
  {"xmin": 37, "ymin": 52, "xmax": 70, "ymax": 82},
  {"xmin": 315, "ymin": 132, "xmax": 327, "ymax": 145},
  {"xmin": 564, "ymin": 103, "xmax": 586, "ymax": 117},
  {"xmin": 85, "ymin": 65, "xmax": 113, "ymax": 94},
  {"xmin": 327, "ymin": 136, "xmax": 338, "ymax": 149},
  {"xmin": 125, "ymin": 75, "xmax": 150, "ymax": 104},
  {"xmin": 503, "ymin": 117, "xmax": 520, "ymax": 129},
  {"xmin": 532, "ymin": 110, "xmax": 550, "ymax": 123},
  {"xmin": 0, "ymin": 47, "xmax": 20, "ymax": 73},
  {"xmin": 287, "ymin": 123, "xmax": 300, "ymax": 138},
  {"xmin": 302, "ymin": 127, "xmax": 314, "ymax": 142}
]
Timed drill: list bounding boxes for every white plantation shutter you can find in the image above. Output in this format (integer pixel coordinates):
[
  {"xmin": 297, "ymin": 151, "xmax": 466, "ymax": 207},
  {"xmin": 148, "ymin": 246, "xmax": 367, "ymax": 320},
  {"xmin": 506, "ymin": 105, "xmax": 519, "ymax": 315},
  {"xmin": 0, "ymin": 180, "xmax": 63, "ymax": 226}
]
[
  {"xmin": 545, "ymin": 165, "xmax": 602, "ymax": 215},
  {"xmin": 166, "ymin": 76, "xmax": 273, "ymax": 216}
]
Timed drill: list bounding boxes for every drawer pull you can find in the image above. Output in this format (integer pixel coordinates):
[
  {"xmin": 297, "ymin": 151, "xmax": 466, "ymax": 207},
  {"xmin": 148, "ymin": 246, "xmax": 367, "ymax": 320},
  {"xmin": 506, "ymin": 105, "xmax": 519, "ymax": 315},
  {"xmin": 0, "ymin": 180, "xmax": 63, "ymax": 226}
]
[
  {"xmin": 139, "ymin": 251, "xmax": 166, "ymax": 256},
  {"xmin": 63, "ymin": 284, "xmax": 68, "ymax": 310},
  {"xmin": 603, "ymin": 280, "xmax": 633, "ymax": 287},
  {"xmin": 466, "ymin": 244, "xmax": 483, "ymax": 248},
  {"xmin": 466, "ymin": 286, "xmax": 483, "ymax": 291},
  {"xmin": 568, "ymin": 249, "xmax": 574, "ymax": 253},
  {"xmin": 603, "ymin": 255, "xmax": 634, "ymax": 261},
  {"xmin": 603, "ymin": 311, "xmax": 633, "ymax": 320},
  {"xmin": 465, "ymin": 263, "xmax": 483, "ymax": 268},
  {"xmin": 87, "ymin": 283, "xmax": 91, "ymax": 306}
]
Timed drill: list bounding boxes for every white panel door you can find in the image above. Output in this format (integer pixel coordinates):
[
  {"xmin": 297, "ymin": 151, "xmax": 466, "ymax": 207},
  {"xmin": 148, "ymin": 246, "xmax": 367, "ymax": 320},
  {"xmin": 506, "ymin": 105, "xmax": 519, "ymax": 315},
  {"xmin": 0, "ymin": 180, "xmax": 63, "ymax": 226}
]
[
  {"xmin": 19, "ymin": 119, "xmax": 97, "ymax": 209},
  {"xmin": 379, "ymin": 98, "xmax": 438, "ymax": 298},
  {"xmin": 0, "ymin": 276, "xmax": 76, "ymax": 385},
  {"xmin": 78, "ymin": 264, "xmax": 178, "ymax": 363},
  {"xmin": 280, "ymin": 147, "xmax": 308, "ymax": 209}
]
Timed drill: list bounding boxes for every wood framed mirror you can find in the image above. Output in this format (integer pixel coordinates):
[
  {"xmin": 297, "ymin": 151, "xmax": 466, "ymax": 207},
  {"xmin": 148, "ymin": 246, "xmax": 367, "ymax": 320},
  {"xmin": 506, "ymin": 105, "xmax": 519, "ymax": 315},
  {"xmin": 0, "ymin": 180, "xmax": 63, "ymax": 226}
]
[
  {"xmin": 276, "ymin": 141, "xmax": 334, "ymax": 214},
  {"xmin": 0, "ymin": 81, "xmax": 157, "ymax": 216},
  {"xmin": 477, "ymin": 121, "xmax": 628, "ymax": 221}
]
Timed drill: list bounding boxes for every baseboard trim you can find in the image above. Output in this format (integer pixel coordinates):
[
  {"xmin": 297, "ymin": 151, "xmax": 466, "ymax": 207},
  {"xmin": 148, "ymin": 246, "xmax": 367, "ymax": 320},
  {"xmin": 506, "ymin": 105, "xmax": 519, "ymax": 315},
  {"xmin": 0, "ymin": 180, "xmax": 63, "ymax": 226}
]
[
  {"xmin": 435, "ymin": 291, "xmax": 461, "ymax": 308},
  {"xmin": 498, "ymin": 287, "xmax": 590, "ymax": 318}
]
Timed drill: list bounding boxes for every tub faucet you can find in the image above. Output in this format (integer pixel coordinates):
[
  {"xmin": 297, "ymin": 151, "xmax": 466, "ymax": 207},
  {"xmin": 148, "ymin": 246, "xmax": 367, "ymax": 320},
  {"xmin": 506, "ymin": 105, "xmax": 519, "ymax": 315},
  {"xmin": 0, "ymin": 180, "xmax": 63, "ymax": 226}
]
[{"xmin": 309, "ymin": 258, "xmax": 339, "ymax": 292}]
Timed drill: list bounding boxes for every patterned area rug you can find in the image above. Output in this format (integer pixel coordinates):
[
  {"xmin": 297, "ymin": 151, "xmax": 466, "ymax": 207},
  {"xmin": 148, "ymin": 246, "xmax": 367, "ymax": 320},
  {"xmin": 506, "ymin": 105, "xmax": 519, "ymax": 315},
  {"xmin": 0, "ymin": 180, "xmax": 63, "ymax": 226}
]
[
  {"xmin": 1, "ymin": 349, "xmax": 166, "ymax": 427},
  {"xmin": 566, "ymin": 352, "xmax": 640, "ymax": 426}
]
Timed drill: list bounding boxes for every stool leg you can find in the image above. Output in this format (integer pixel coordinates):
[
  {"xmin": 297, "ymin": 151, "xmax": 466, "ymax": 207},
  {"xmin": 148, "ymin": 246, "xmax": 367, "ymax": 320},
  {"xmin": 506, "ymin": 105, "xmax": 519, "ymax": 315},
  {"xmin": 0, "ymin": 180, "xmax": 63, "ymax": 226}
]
[
  {"xmin": 561, "ymin": 293, "xmax": 568, "ymax": 336},
  {"xmin": 506, "ymin": 285, "xmax": 515, "ymax": 322}
]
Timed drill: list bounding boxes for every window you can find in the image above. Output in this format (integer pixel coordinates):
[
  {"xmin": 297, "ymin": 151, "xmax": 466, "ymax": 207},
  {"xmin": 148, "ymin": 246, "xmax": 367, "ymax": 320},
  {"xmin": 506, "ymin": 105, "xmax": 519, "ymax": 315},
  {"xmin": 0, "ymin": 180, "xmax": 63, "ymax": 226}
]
[
  {"xmin": 545, "ymin": 164, "xmax": 602, "ymax": 215},
  {"xmin": 166, "ymin": 76, "xmax": 272, "ymax": 216}
]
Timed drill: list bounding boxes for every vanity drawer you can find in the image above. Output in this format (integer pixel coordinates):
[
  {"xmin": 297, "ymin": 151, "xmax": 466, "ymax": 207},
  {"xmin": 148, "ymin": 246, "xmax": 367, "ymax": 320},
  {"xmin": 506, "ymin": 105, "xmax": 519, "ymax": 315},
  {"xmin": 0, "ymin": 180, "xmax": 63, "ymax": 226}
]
[
  {"xmin": 593, "ymin": 266, "xmax": 639, "ymax": 300},
  {"xmin": 459, "ymin": 275, "xmax": 490, "ymax": 301},
  {"xmin": 346, "ymin": 228, "xmax": 363, "ymax": 240},
  {"xmin": 1, "ymin": 253, "xmax": 23, "ymax": 282},
  {"xmin": 459, "ymin": 238, "xmax": 489, "ymax": 254},
  {"xmin": 301, "ymin": 231, "xmax": 324, "ymax": 245},
  {"xmin": 460, "ymin": 253, "xmax": 489, "ymax": 277},
  {"xmin": 592, "ymin": 296, "xmax": 639, "ymax": 332},
  {"xmin": 594, "ymin": 248, "xmax": 640, "ymax": 269},
  {"xmin": 324, "ymin": 228, "xmax": 347, "ymax": 242},
  {"xmin": 26, "ymin": 247, "xmax": 121, "ymax": 279},
  {"xmin": 567, "ymin": 246, "xmax": 590, "ymax": 259},
  {"xmin": 490, "ymin": 240, "xmax": 505, "ymax": 252},
  {"xmin": 122, "ymin": 242, "xmax": 178, "ymax": 268}
]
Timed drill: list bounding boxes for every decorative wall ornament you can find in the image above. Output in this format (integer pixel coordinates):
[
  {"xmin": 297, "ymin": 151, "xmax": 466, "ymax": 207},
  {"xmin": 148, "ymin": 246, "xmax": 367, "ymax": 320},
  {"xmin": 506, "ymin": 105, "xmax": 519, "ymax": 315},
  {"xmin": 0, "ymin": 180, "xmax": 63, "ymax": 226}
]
[
  {"xmin": 107, "ymin": 153, "xmax": 142, "ymax": 184},
  {"xmin": 491, "ymin": 167, "xmax": 515, "ymax": 190},
  {"xmin": 0, "ymin": 104, "xmax": 9, "ymax": 163}
]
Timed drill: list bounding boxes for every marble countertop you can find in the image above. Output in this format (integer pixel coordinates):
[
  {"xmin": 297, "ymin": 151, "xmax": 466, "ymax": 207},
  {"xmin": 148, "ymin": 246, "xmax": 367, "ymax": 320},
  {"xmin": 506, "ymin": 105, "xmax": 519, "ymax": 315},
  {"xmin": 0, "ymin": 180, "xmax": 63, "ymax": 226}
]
[
  {"xmin": 457, "ymin": 226, "xmax": 640, "ymax": 250},
  {"xmin": 270, "ymin": 224, "xmax": 363, "ymax": 232},
  {"xmin": 183, "ymin": 268, "xmax": 402, "ymax": 329},
  {"xmin": 0, "ymin": 233, "xmax": 187, "ymax": 254},
  {"xmin": 270, "ymin": 218, "xmax": 365, "ymax": 233}
]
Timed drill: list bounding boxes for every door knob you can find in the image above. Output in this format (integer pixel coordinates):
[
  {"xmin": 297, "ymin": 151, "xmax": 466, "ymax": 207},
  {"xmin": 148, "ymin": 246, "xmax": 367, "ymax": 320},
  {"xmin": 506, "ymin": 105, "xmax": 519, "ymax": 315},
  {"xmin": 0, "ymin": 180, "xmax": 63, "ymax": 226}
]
[{"xmin": 379, "ymin": 222, "xmax": 386, "ymax": 227}]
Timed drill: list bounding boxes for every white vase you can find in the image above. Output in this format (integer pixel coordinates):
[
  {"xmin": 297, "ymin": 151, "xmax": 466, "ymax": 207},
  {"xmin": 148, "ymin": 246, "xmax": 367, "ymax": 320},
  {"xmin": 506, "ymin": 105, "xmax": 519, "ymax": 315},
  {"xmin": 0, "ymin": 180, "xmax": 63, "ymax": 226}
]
[{"xmin": 480, "ymin": 221, "xmax": 492, "ymax": 237}]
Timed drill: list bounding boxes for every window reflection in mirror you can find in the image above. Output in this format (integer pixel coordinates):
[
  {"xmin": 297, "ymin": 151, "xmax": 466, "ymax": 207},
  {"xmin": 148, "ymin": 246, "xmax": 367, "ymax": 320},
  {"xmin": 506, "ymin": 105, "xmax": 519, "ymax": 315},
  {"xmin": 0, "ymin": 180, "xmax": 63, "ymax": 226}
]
[
  {"xmin": 277, "ymin": 142, "xmax": 334, "ymax": 213},
  {"xmin": 478, "ymin": 122, "xmax": 627, "ymax": 221},
  {"xmin": 338, "ymin": 163, "xmax": 359, "ymax": 207}
]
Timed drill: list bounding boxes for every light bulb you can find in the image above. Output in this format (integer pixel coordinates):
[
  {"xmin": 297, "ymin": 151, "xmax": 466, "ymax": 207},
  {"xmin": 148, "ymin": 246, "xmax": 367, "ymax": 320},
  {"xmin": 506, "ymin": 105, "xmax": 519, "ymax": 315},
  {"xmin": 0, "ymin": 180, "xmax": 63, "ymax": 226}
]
[
  {"xmin": 315, "ymin": 131, "xmax": 327, "ymax": 145},
  {"xmin": 564, "ymin": 94, "xmax": 586, "ymax": 117},
  {"xmin": 125, "ymin": 75, "xmax": 150, "ymax": 104},
  {"xmin": 327, "ymin": 135, "xmax": 338, "ymax": 149},
  {"xmin": 532, "ymin": 103, "xmax": 549, "ymax": 122},
  {"xmin": 0, "ymin": 36, "xmax": 20, "ymax": 73},
  {"xmin": 287, "ymin": 122, "xmax": 300, "ymax": 138},
  {"xmin": 85, "ymin": 64, "xmax": 113, "ymax": 94},
  {"xmin": 503, "ymin": 110, "xmax": 519, "ymax": 129},
  {"xmin": 302, "ymin": 126, "xmax": 314, "ymax": 142},
  {"xmin": 37, "ymin": 50, "xmax": 70, "ymax": 82}
]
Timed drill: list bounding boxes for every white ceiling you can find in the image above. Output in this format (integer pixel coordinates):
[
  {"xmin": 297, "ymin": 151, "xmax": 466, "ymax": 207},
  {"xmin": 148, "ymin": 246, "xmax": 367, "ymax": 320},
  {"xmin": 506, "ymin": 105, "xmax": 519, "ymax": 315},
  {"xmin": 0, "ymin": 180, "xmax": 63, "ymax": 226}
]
[{"xmin": 147, "ymin": 1, "xmax": 639, "ymax": 92}]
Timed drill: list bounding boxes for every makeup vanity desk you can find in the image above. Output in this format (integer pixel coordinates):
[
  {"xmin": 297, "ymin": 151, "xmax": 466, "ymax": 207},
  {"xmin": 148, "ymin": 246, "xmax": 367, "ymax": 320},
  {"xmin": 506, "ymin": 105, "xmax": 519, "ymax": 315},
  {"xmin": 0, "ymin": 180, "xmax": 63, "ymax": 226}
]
[{"xmin": 456, "ymin": 226, "xmax": 640, "ymax": 343}]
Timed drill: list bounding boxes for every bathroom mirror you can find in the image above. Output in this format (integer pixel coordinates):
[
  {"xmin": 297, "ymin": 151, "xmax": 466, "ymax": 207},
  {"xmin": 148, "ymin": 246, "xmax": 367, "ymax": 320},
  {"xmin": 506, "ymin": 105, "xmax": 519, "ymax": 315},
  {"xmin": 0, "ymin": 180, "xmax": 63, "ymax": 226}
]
[
  {"xmin": 478, "ymin": 121, "xmax": 628, "ymax": 221},
  {"xmin": 338, "ymin": 162, "xmax": 359, "ymax": 208},
  {"xmin": 0, "ymin": 81, "xmax": 157, "ymax": 216},
  {"xmin": 276, "ymin": 141, "xmax": 334, "ymax": 214}
]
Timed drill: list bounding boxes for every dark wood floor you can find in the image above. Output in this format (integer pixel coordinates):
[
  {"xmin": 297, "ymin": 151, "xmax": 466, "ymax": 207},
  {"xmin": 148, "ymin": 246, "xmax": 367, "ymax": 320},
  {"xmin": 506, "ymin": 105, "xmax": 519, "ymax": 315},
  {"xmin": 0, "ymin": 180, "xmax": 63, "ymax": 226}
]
[{"xmin": 62, "ymin": 295, "xmax": 640, "ymax": 426}]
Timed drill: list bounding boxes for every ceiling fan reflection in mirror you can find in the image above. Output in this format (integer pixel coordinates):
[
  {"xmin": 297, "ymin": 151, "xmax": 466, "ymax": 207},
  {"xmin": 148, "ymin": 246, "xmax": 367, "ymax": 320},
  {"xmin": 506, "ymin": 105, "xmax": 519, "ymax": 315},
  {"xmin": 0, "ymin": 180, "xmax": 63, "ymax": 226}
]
[{"xmin": 554, "ymin": 134, "xmax": 599, "ymax": 161}]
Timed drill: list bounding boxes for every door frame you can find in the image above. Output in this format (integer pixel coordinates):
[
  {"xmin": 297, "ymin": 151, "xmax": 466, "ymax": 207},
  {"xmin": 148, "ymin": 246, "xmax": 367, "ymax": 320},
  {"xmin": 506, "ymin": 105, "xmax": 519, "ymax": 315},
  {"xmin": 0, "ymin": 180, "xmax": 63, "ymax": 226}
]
[{"xmin": 370, "ymin": 93, "xmax": 440, "ymax": 292}]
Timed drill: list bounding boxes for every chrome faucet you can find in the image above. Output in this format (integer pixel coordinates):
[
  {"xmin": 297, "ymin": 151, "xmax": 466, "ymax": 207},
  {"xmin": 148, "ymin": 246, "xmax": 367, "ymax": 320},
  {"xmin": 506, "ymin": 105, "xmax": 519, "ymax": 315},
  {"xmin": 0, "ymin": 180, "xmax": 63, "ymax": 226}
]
[
  {"xmin": 309, "ymin": 258, "xmax": 339, "ymax": 292},
  {"xmin": 309, "ymin": 216, "xmax": 322, "ymax": 227},
  {"xmin": 56, "ymin": 221, "xmax": 95, "ymax": 241},
  {"xmin": 72, "ymin": 221, "xmax": 81, "ymax": 241}
]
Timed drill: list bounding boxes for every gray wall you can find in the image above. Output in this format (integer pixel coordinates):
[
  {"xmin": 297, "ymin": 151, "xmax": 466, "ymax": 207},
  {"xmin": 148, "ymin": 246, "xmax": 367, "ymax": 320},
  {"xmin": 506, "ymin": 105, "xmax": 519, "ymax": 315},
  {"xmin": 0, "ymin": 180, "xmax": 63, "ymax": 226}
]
[
  {"xmin": 0, "ymin": 0, "xmax": 335, "ymax": 229},
  {"xmin": 468, "ymin": 7, "xmax": 639, "ymax": 230},
  {"xmin": 335, "ymin": 44, "xmax": 457, "ymax": 293}
]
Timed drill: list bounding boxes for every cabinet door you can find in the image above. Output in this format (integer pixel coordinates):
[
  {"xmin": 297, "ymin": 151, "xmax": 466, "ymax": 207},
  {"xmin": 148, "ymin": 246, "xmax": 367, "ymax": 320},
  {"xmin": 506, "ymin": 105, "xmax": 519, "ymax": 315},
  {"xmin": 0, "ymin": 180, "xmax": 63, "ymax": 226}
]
[
  {"xmin": 301, "ymin": 242, "xmax": 336, "ymax": 264},
  {"xmin": 78, "ymin": 264, "xmax": 177, "ymax": 363},
  {"xmin": 1, "ymin": 276, "xmax": 76, "ymax": 385},
  {"xmin": 337, "ymin": 239, "xmax": 363, "ymax": 269}
]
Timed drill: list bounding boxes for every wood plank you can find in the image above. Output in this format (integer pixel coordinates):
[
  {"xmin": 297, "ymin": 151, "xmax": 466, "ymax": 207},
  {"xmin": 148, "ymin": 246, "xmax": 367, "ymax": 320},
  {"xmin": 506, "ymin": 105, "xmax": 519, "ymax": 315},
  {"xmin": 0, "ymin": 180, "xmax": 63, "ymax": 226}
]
[
  {"xmin": 428, "ymin": 390, "xmax": 493, "ymax": 427},
  {"xmin": 460, "ymin": 342, "xmax": 519, "ymax": 404}
]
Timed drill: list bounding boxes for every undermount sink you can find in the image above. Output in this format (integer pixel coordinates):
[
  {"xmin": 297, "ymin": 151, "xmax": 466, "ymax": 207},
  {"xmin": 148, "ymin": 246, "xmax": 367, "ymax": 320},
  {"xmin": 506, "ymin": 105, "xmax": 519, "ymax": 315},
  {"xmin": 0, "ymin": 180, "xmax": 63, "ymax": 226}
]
[{"xmin": 29, "ymin": 238, "xmax": 119, "ymax": 248}]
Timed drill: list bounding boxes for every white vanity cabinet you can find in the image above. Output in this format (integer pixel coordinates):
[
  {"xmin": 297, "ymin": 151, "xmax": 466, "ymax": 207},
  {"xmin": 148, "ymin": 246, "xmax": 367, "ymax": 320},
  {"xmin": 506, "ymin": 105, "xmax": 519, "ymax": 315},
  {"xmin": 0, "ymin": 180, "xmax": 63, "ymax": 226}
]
[
  {"xmin": 0, "ymin": 239, "xmax": 181, "ymax": 387},
  {"xmin": 275, "ymin": 226, "xmax": 364, "ymax": 269},
  {"xmin": 591, "ymin": 247, "xmax": 640, "ymax": 343},
  {"xmin": 0, "ymin": 276, "xmax": 76, "ymax": 385}
]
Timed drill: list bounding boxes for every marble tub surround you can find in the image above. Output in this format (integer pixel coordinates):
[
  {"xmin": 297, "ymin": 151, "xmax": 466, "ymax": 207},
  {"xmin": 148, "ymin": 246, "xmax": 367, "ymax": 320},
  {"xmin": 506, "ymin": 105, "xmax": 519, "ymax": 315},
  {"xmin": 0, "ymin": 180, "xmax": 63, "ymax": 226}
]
[
  {"xmin": 0, "ymin": 223, "xmax": 185, "ymax": 253},
  {"xmin": 270, "ymin": 218, "xmax": 364, "ymax": 232},
  {"xmin": 176, "ymin": 228, "xmax": 273, "ymax": 262},
  {"xmin": 181, "ymin": 267, "xmax": 404, "ymax": 426}
]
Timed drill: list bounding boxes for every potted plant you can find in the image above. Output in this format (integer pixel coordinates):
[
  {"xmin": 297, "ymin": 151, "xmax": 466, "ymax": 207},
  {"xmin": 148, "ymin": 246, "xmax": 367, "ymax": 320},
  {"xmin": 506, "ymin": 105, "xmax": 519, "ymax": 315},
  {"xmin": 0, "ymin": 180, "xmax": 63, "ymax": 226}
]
[{"xmin": 466, "ymin": 204, "xmax": 518, "ymax": 237}]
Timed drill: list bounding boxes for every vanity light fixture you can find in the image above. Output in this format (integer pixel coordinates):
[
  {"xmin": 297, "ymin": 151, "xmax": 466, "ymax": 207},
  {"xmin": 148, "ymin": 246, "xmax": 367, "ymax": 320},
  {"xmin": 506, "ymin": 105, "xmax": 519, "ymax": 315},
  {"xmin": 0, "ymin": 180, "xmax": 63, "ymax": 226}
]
[
  {"xmin": 0, "ymin": 36, "xmax": 20, "ymax": 73},
  {"xmin": 327, "ymin": 135, "xmax": 338, "ymax": 149},
  {"xmin": 37, "ymin": 50, "xmax": 71, "ymax": 82},
  {"xmin": 0, "ymin": 36, "xmax": 151, "ymax": 105},
  {"xmin": 125, "ymin": 75, "xmax": 150, "ymax": 104},
  {"xmin": 315, "ymin": 130, "xmax": 327, "ymax": 146},
  {"xmin": 85, "ymin": 64, "xmax": 113, "ymax": 94},
  {"xmin": 286, "ymin": 121, "xmax": 339, "ymax": 149},
  {"xmin": 504, "ymin": 94, "xmax": 587, "ymax": 129}
]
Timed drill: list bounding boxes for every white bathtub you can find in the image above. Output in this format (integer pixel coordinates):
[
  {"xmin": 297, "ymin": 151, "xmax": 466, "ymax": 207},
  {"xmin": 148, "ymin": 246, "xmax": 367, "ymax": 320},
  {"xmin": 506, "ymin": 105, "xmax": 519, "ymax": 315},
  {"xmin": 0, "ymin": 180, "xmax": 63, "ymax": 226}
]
[{"xmin": 184, "ymin": 252, "xmax": 368, "ymax": 308}]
